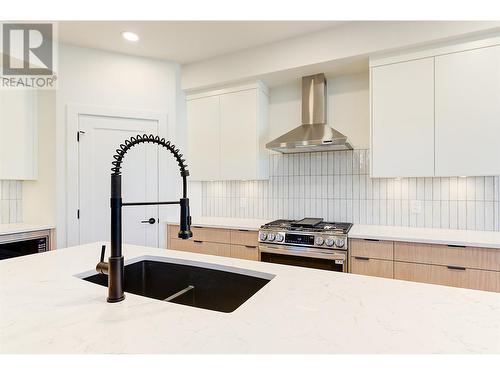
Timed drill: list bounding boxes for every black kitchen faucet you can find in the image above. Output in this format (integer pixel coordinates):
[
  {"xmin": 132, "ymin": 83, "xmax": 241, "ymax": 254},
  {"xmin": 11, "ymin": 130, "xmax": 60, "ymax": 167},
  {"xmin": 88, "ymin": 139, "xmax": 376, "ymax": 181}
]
[{"xmin": 96, "ymin": 134, "xmax": 192, "ymax": 303}]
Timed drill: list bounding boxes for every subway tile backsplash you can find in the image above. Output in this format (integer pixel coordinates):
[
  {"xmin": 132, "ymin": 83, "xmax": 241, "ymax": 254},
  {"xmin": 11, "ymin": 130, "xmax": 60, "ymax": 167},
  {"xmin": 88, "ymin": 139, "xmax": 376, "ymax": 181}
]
[
  {"xmin": 0, "ymin": 180, "xmax": 23, "ymax": 224},
  {"xmin": 201, "ymin": 150, "xmax": 500, "ymax": 231}
]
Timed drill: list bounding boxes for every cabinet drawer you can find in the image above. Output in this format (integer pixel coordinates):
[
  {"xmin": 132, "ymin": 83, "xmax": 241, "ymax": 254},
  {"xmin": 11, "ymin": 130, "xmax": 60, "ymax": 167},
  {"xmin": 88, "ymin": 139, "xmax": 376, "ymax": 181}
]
[
  {"xmin": 394, "ymin": 261, "xmax": 500, "ymax": 293},
  {"xmin": 350, "ymin": 239, "xmax": 394, "ymax": 260},
  {"xmin": 350, "ymin": 256, "xmax": 393, "ymax": 279},
  {"xmin": 169, "ymin": 238, "xmax": 230, "ymax": 257},
  {"xmin": 169, "ymin": 225, "xmax": 230, "ymax": 243},
  {"xmin": 394, "ymin": 242, "xmax": 500, "ymax": 271},
  {"xmin": 230, "ymin": 244, "xmax": 259, "ymax": 261},
  {"xmin": 230, "ymin": 229, "xmax": 258, "ymax": 246}
]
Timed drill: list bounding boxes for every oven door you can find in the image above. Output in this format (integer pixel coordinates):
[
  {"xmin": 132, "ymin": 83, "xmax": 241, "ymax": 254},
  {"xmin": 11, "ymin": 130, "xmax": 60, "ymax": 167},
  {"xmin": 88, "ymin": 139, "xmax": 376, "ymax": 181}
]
[{"xmin": 259, "ymin": 244, "xmax": 347, "ymax": 272}]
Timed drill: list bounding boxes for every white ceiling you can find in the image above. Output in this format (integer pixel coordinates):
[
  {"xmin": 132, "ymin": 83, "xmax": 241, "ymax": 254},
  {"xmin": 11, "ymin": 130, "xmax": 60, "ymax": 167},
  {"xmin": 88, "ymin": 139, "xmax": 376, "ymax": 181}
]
[{"xmin": 56, "ymin": 21, "xmax": 346, "ymax": 64}]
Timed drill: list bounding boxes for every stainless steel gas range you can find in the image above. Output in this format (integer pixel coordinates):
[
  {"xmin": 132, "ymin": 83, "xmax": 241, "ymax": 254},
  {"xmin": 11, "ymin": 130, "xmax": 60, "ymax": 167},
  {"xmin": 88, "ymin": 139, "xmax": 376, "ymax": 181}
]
[{"xmin": 258, "ymin": 218, "xmax": 352, "ymax": 272}]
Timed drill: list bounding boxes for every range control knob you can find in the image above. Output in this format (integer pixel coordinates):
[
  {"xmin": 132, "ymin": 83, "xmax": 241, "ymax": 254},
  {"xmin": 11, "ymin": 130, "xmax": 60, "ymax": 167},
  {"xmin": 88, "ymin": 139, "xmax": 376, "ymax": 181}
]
[
  {"xmin": 315, "ymin": 236, "xmax": 324, "ymax": 246},
  {"xmin": 267, "ymin": 233, "xmax": 276, "ymax": 241},
  {"xmin": 259, "ymin": 232, "xmax": 267, "ymax": 241},
  {"xmin": 325, "ymin": 238, "xmax": 334, "ymax": 247},
  {"xmin": 335, "ymin": 238, "xmax": 345, "ymax": 248},
  {"xmin": 275, "ymin": 233, "xmax": 284, "ymax": 242}
]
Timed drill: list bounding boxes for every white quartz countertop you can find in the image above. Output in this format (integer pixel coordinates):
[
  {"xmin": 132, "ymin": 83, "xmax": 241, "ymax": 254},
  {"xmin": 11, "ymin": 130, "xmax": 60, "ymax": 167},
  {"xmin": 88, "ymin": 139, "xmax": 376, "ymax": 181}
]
[
  {"xmin": 168, "ymin": 217, "xmax": 500, "ymax": 248},
  {"xmin": 0, "ymin": 223, "xmax": 54, "ymax": 236},
  {"xmin": 166, "ymin": 216, "xmax": 271, "ymax": 231},
  {"xmin": 350, "ymin": 225, "xmax": 500, "ymax": 249},
  {"xmin": 1, "ymin": 243, "xmax": 499, "ymax": 354}
]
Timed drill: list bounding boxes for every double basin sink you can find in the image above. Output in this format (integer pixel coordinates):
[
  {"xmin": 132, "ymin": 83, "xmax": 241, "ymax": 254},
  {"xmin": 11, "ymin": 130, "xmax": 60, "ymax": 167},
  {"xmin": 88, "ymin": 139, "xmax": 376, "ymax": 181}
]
[{"xmin": 78, "ymin": 255, "xmax": 274, "ymax": 313}]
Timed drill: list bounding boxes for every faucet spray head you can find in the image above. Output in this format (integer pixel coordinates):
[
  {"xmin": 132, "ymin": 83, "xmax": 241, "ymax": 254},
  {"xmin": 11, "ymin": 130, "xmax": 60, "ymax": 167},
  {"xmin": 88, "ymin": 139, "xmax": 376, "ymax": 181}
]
[{"xmin": 178, "ymin": 198, "xmax": 192, "ymax": 239}]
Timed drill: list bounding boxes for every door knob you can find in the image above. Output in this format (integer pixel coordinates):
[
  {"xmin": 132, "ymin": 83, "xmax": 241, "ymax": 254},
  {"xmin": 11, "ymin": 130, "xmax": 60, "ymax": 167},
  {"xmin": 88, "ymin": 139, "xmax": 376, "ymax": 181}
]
[{"xmin": 141, "ymin": 218, "xmax": 156, "ymax": 224}]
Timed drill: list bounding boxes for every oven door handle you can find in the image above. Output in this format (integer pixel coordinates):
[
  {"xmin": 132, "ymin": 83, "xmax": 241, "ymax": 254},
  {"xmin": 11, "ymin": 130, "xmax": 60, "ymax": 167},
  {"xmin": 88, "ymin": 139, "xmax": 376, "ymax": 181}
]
[{"xmin": 258, "ymin": 244, "xmax": 346, "ymax": 261}]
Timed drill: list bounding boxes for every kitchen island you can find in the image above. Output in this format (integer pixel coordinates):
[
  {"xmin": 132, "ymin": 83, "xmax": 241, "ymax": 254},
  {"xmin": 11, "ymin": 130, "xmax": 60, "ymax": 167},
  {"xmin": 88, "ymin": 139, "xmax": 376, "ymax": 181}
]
[{"xmin": 0, "ymin": 243, "xmax": 499, "ymax": 354}]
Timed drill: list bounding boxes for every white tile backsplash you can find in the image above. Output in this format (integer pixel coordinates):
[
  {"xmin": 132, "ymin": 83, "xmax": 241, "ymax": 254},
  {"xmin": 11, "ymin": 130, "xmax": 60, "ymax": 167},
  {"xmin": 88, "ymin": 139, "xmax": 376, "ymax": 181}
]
[
  {"xmin": 201, "ymin": 150, "xmax": 500, "ymax": 231},
  {"xmin": 0, "ymin": 180, "xmax": 23, "ymax": 224}
]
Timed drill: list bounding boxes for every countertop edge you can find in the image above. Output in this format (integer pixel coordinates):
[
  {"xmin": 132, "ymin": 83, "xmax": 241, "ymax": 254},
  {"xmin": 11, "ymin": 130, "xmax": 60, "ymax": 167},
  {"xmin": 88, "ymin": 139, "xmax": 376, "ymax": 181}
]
[
  {"xmin": 348, "ymin": 232, "xmax": 500, "ymax": 249},
  {"xmin": 0, "ymin": 223, "xmax": 55, "ymax": 236}
]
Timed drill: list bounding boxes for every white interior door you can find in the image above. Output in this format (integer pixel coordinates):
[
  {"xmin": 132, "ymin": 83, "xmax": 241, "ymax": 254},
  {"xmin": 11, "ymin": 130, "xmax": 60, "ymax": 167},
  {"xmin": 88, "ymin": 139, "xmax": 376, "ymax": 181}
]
[{"xmin": 78, "ymin": 114, "xmax": 159, "ymax": 247}]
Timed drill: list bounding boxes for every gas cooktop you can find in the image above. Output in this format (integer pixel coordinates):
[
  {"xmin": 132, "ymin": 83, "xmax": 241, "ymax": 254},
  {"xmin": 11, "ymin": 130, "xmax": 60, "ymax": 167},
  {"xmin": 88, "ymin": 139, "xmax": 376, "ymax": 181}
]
[{"xmin": 260, "ymin": 218, "xmax": 352, "ymax": 234}]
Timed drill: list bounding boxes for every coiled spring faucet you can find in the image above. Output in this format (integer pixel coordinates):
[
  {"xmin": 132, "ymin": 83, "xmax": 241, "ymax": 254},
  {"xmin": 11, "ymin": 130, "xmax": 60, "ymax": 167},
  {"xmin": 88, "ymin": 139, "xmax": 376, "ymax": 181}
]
[{"xmin": 96, "ymin": 134, "xmax": 192, "ymax": 303}]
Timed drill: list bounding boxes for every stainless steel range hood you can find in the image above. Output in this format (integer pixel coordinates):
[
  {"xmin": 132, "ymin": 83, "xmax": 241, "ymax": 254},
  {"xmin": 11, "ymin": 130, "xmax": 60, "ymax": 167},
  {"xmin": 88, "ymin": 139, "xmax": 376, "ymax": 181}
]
[{"xmin": 266, "ymin": 73, "xmax": 352, "ymax": 153}]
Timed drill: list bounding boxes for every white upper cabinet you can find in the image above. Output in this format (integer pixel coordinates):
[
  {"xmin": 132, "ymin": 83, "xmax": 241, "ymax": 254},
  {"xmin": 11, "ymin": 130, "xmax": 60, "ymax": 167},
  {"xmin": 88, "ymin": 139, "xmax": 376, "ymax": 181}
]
[
  {"xmin": 435, "ymin": 45, "xmax": 500, "ymax": 176},
  {"xmin": 0, "ymin": 90, "xmax": 38, "ymax": 180},
  {"xmin": 370, "ymin": 36, "xmax": 500, "ymax": 177},
  {"xmin": 186, "ymin": 95, "xmax": 221, "ymax": 181},
  {"xmin": 187, "ymin": 83, "xmax": 269, "ymax": 181},
  {"xmin": 371, "ymin": 58, "xmax": 435, "ymax": 177}
]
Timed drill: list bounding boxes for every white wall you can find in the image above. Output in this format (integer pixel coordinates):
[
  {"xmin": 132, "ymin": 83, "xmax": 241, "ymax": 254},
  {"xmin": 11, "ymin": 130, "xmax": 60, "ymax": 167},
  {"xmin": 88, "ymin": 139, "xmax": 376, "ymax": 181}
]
[
  {"xmin": 182, "ymin": 21, "xmax": 500, "ymax": 91},
  {"xmin": 269, "ymin": 72, "xmax": 369, "ymax": 149},
  {"xmin": 23, "ymin": 90, "xmax": 56, "ymax": 225},
  {"xmin": 56, "ymin": 44, "xmax": 194, "ymax": 248}
]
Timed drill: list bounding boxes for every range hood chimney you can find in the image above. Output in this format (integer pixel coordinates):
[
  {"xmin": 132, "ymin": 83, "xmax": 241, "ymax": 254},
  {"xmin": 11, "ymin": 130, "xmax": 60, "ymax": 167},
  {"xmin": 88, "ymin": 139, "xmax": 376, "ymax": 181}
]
[{"xmin": 266, "ymin": 73, "xmax": 352, "ymax": 153}]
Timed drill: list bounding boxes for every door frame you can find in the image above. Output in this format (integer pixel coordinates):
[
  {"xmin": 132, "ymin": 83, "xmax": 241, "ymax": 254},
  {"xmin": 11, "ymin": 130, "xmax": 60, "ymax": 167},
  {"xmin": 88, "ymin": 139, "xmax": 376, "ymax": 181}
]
[{"xmin": 66, "ymin": 104, "xmax": 168, "ymax": 247}]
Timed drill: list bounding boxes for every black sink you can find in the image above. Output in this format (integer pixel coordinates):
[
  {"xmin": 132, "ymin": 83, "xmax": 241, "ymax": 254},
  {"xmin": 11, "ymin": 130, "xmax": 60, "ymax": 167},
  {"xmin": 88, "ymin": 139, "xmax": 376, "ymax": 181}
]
[{"xmin": 80, "ymin": 257, "xmax": 274, "ymax": 313}]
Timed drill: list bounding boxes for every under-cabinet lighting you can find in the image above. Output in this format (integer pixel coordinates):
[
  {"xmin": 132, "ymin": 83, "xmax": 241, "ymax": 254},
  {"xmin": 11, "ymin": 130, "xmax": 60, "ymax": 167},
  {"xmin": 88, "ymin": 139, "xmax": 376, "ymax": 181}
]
[{"xmin": 122, "ymin": 31, "xmax": 139, "ymax": 42}]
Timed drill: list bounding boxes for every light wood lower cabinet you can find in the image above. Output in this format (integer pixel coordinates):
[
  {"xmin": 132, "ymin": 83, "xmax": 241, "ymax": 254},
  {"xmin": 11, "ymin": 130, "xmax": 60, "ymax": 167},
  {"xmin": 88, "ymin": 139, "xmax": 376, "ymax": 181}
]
[
  {"xmin": 394, "ymin": 242, "xmax": 500, "ymax": 271},
  {"xmin": 169, "ymin": 238, "xmax": 230, "ymax": 257},
  {"xmin": 167, "ymin": 224, "xmax": 259, "ymax": 261},
  {"xmin": 394, "ymin": 261, "xmax": 500, "ymax": 293},
  {"xmin": 350, "ymin": 239, "xmax": 394, "ymax": 260},
  {"xmin": 230, "ymin": 244, "xmax": 259, "ymax": 261},
  {"xmin": 169, "ymin": 224, "xmax": 230, "ymax": 243},
  {"xmin": 350, "ymin": 236, "xmax": 499, "ymax": 293},
  {"xmin": 230, "ymin": 229, "xmax": 259, "ymax": 247},
  {"xmin": 350, "ymin": 256, "xmax": 394, "ymax": 278}
]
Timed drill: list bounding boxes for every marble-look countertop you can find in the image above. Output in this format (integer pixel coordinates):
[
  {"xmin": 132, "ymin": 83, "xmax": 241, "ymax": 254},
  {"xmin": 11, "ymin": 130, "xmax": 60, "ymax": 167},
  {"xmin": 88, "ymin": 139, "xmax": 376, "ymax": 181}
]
[
  {"xmin": 0, "ymin": 223, "xmax": 54, "ymax": 236},
  {"xmin": 349, "ymin": 225, "xmax": 500, "ymax": 249},
  {"xmin": 0, "ymin": 243, "xmax": 499, "ymax": 354},
  {"xmin": 165, "ymin": 217, "xmax": 271, "ymax": 231},
  {"xmin": 167, "ymin": 217, "xmax": 500, "ymax": 249}
]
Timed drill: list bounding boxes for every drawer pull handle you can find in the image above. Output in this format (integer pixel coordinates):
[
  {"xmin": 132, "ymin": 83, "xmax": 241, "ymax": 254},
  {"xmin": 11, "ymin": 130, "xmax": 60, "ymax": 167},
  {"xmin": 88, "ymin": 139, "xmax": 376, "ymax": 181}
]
[
  {"xmin": 363, "ymin": 239, "xmax": 380, "ymax": 242},
  {"xmin": 193, "ymin": 240, "xmax": 203, "ymax": 244},
  {"xmin": 354, "ymin": 256, "xmax": 370, "ymax": 261},
  {"xmin": 447, "ymin": 265, "xmax": 466, "ymax": 271},
  {"xmin": 192, "ymin": 226, "xmax": 203, "ymax": 229},
  {"xmin": 447, "ymin": 244, "xmax": 466, "ymax": 248},
  {"xmin": 238, "ymin": 229, "xmax": 250, "ymax": 232},
  {"xmin": 245, "ymin": 245, "xmax": 257, "ymax": 249}
]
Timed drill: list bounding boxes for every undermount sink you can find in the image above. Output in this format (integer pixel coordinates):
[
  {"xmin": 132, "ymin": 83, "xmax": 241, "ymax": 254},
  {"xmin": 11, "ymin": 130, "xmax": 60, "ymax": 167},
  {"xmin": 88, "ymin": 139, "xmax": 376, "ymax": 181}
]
[{"xmin": 77, "ymin": 256, "xmax": 274, "ymax": 313}]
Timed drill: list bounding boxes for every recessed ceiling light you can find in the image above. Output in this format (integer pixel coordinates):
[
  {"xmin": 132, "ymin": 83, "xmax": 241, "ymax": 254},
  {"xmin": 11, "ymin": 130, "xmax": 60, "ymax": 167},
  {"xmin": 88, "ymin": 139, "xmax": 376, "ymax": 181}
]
[{"xmin": 121, "ymin": 31, "xmax": 139, "ymax": 42}]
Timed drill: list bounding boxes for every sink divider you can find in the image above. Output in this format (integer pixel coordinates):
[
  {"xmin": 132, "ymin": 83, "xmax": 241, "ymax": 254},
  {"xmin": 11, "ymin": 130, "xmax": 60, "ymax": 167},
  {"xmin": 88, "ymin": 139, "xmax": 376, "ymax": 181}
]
[{"xmin": 163, "ymin": 285, "xmax": 195, "ymax": 302}]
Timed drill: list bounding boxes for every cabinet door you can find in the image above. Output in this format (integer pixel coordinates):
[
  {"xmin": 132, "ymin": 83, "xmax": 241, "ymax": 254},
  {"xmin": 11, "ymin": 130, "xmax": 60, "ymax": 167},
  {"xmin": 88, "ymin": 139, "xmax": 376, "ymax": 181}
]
[
  {"xmin": 371, "ymin": 58, "xmax": 435, "ymax": 177},
  {"xmin": 350, "ymin": 256, "xmax": 394, "ymax": 278},
  {"xmin": 230, "ymin": 229, "xmax": 259, "ymax": 247},
  {"xmin": 219, "ymin": 89, "xmax": 257, "ymax": 180},
  {"xmin": 169, "ymin": 238, "xmax": 231, "ymax": 257},
  {"xmin": 350, "ymin": 239, "xmax": 394, "ymax": 260},
  {"xmin": 394, "ymin": 261, "xmax": 500, "ymax": 293},
  {"xmin": 230, "ymin": 244, "xmax": 259, "ymax": 261},
  {"xmin": 435, "ymin": 45, "xmax": 500, "ymax": 176},
  {"xmin": 0, "ymin": 90, "xmax": 37, "ymax": 179},
  {"xmin": 187, "ymin": 95, "xmax": 220, "ymax": 180},
  {"xmin": 169, "ymin": 224, "xmax": 230, "ymax": 243}
]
